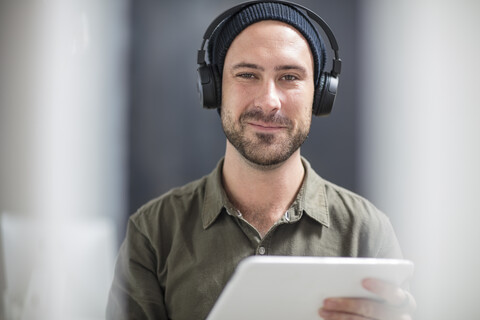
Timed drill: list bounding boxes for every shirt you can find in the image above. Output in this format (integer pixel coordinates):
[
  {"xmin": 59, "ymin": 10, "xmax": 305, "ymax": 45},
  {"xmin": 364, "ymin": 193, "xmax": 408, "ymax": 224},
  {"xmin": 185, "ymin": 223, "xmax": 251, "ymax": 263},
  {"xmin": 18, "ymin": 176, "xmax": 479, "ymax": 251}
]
[{"xmin": 106, "ymin": 158, "xmax": 402, "ymax": 320}]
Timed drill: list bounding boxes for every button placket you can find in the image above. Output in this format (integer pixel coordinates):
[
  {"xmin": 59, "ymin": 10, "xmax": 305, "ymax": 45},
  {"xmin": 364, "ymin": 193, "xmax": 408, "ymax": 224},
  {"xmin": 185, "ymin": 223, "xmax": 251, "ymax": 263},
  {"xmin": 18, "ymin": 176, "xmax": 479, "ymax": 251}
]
[{"xmin": 257, "ymin": 235, "xmax": 271, "ymax": 255}]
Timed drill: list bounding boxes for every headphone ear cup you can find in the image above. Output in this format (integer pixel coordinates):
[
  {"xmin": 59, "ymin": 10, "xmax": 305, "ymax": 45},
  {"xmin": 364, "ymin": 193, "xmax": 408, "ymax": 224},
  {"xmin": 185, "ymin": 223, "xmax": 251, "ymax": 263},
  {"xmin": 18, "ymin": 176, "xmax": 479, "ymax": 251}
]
[
  {"xmin": 197, "ymin": 64, "xmax": 219, "ymax": 109},
  {"xmin": 312, "ymin": 72, "xmax": 339, "ymax": 116}
]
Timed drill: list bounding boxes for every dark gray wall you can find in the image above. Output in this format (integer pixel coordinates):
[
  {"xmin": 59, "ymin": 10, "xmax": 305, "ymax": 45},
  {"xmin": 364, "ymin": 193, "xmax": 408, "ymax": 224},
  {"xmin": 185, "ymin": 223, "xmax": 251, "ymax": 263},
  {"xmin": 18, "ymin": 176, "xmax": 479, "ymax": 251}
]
[{"xmin": 126, "ymin": 0, "xmax": 361, "ymax": 231}]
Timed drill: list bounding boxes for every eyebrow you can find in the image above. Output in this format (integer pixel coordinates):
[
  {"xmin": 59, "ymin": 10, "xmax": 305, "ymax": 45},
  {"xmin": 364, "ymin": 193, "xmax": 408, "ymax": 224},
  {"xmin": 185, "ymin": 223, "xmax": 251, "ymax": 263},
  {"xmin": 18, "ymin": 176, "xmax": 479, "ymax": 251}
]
[
  {"xmin": 274, "ymin": 65, "xmax": 307, "ymax": 74},
  {"xmin": 232, "ymin": 62, "xmax": 264, "ymax": 71},
  {"xmin": 231, "ymin": 62, "xmax": 307, "ymax": 74}
]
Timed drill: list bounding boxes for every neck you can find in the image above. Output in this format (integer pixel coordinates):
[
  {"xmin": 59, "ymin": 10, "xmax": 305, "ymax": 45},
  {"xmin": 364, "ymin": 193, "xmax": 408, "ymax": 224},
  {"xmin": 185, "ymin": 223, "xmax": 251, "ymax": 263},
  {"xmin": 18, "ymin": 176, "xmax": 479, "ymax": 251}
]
[{"xmin": 222, "ymin": 142, "xmax": 305, "ymax": 236}]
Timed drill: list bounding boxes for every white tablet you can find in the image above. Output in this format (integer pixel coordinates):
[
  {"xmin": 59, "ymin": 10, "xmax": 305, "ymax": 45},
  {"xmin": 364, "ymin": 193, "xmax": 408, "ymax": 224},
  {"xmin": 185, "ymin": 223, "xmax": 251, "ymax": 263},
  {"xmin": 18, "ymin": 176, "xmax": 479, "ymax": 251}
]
[{"xmin": 206, "ymin": 256, "xmax": 414, "ymax": 320}]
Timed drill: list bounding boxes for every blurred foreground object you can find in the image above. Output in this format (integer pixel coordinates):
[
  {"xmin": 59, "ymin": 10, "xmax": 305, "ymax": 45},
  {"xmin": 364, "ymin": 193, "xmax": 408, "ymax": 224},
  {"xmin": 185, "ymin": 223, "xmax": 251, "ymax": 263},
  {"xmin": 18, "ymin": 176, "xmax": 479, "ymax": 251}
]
[{"xmin": 0, "ymin": 1, "xmax": 128, "ymax": 319}]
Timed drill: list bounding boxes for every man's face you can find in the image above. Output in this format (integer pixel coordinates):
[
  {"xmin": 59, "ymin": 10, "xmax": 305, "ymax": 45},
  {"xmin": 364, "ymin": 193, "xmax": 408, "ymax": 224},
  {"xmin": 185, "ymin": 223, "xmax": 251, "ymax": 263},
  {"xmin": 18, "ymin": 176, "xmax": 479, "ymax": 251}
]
[{"xmin": 221, "ymin": 20, "xmax": 315, "ymax": 167}]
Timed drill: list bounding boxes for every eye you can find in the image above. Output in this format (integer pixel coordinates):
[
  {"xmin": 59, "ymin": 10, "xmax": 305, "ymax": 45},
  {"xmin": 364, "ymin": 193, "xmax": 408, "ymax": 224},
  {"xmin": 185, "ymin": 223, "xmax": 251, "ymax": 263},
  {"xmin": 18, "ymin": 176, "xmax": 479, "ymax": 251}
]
[
  {"xmin": 281, "ymin": 74, "xmax": 299, "ymax": 81},
  {"xmin": 236, "ymin": 73, "xmax": 256, "ymax": 79}
]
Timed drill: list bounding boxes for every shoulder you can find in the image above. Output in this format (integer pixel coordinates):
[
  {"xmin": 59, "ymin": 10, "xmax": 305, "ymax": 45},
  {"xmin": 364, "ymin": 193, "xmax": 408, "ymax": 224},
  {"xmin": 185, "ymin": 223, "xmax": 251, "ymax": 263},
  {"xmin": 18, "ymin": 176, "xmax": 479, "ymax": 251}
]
[
  {"xmin": 303, "ymin": 160, "xmax": 401, "ymax": 257},
  {"xmin": 320, "ymin": 178, "xmax": 401, "ymax": 258},
  {"xmin": 302, "ymin": 157, "xmax": 384, "ymax": 222},
  {"xmin": 130, "ymin": 174, "xmax": 209, "ymax": 229},
  {"xmin": 323, "ymin": 179, "xmax": 380, "ymax": 215},
  {"xmin": 120, "ymin": 175, "xmax": 212, "ymax": 263},
  {"xmin": 303, "ymin": 157, "xmax": 387, "ymax": 225},
  {"xmin": 321, "ymin": 178, "xmax": 389, "ymax": 228}
]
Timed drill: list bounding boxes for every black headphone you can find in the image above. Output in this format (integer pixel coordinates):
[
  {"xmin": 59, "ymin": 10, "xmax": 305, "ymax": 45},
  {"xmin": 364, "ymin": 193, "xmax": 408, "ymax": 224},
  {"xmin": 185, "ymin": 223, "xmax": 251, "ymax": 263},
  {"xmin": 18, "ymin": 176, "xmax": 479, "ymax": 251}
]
[{"xmin": 196, "ymin": 0, "xmax": 342, "ymax": 116}]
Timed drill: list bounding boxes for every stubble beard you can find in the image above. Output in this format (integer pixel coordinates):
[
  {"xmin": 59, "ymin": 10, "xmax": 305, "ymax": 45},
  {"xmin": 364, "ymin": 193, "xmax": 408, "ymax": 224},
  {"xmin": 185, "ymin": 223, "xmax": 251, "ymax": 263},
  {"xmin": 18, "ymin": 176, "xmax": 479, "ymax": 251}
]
[{"xmin": 221, "ymin": 108, "xmax": 311, "ymax": 167}]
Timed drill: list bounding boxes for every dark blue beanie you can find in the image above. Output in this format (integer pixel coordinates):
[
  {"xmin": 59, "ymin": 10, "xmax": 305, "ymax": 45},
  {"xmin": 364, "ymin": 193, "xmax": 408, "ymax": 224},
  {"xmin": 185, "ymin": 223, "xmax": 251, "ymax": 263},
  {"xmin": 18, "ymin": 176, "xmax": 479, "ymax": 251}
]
[{"xmin": 207, "ymin": 2, "xmax": 326, "ymax": 88}]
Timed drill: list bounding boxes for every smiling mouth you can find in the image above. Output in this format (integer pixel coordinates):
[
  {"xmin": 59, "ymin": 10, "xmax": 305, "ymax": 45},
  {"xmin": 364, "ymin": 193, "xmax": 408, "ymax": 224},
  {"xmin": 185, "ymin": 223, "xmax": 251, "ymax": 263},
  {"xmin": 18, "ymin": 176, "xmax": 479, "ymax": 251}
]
[
  {"xmin": 247, "ymin": 121, "xmax": 287, "ymax": 132},
  {"xmin": 240, "ymin": 109, "xmax": 291, "ymax": 131}
]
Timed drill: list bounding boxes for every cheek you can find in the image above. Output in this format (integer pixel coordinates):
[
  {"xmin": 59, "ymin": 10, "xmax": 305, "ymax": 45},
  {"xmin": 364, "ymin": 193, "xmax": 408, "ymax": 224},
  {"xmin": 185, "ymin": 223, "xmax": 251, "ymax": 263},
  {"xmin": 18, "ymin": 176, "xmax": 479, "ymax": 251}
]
[
  {"xmin": 302, "ymin": 83, "xmax": 315, "ymax": 108},
  {"xmin": 221, "ymin": 82, "xmax": 253, "ymax": 111},
  {"xmin": 286, "ymin": 89, "xmax": 314, "ymax": 114}
]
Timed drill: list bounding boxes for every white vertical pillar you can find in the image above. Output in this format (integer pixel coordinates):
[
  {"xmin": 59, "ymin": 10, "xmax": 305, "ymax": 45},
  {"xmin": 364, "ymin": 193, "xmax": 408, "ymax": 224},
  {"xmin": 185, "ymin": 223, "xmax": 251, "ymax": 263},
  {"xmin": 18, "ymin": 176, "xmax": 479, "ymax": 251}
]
[
  {"xmin": 359, "ymin": 1, "xmax": 480, "ymax": 318},
  {"xmin": 0, "ymin": 1, "xmax": 128, "ymax": 319}
]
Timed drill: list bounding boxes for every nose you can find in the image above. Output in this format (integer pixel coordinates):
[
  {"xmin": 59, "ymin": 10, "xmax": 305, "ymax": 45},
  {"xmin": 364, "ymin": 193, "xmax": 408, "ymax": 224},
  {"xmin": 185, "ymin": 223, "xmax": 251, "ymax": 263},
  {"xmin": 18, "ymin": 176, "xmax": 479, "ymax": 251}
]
[{"xmin": 254, "ymin": 79, "xmax": 281, "ymax": 114}]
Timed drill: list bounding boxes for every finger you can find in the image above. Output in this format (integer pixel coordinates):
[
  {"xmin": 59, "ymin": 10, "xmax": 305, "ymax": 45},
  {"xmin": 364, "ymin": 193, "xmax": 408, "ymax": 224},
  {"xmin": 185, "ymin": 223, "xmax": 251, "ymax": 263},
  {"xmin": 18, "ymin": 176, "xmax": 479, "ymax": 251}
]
[
  {"xmin": 362, "ymin": 278, "xmax": 416, "ymax": 313},
  {"xmin": 362, "ymin": 278, "xmax": 407, "ymax": 306},
  {"xmin": 320, "ymin": 297, "xmax": 413, "ymax": 320},
  {"xmin": 320, "ymin": 297, "xmax": 382, "ymax": 319},
  {"xmin": 318, "ymin": 307, "xmax": 370, "ymax": 320}
]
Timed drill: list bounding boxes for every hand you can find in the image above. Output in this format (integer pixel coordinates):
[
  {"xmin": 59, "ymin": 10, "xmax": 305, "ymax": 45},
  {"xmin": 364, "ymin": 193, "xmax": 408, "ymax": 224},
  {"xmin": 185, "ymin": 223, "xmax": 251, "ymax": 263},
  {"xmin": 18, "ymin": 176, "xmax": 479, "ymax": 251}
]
[{"xmin": 318, "ymin": 278, "xmax": 416, "ymax": 320}]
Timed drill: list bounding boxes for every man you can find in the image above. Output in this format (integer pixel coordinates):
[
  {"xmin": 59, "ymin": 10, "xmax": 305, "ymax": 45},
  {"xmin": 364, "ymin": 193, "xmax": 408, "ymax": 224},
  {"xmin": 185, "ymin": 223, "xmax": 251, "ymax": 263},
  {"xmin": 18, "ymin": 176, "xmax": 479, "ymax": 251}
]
[{"xmin": 107, "ymin": 2, "xmax": 416, "ymax": 319}]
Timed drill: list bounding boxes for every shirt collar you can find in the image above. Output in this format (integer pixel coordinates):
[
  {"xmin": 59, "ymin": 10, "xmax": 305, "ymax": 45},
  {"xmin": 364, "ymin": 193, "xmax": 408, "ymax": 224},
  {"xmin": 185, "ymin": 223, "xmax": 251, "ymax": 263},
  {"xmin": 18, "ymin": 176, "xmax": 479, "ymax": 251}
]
[
  {"xmin": 201, "ymin": 157, "xmax": 330, "ymax": 229},
  {"xmin": 299, "ymin": 157, "xmax": 330, "ymax": 227},
  {"xmin": 202, "ymin": 159, "xmax": 228, "ymax": 229}
]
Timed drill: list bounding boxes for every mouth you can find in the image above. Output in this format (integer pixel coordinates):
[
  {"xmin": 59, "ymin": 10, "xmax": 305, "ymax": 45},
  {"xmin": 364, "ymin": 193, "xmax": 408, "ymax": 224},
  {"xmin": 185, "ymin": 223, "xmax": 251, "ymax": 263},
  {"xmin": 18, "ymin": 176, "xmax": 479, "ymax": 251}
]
[
  {"xmin": 247, "ymin": 121, "xmax": 287, "ymax": 132},
  {"xmin": 239, "ymin": 109, "xmax": 292, "ymax": 133}
]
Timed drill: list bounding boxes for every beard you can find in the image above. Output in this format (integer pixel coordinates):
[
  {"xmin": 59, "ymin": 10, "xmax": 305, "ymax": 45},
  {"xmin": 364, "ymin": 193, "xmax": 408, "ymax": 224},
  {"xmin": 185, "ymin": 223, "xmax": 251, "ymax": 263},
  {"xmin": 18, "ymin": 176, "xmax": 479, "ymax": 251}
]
[{"xmin": 221, "ymin": 108, "xmax": 310, "ymax": 167}]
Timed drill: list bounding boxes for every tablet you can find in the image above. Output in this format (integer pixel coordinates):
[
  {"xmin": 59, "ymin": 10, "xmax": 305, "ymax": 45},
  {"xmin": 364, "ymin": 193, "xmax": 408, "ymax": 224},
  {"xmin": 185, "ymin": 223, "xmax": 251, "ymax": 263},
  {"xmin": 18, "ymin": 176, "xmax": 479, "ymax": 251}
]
[{"xmin": 206, "ymin": 256, "xmax": 414, "ymax": 320}]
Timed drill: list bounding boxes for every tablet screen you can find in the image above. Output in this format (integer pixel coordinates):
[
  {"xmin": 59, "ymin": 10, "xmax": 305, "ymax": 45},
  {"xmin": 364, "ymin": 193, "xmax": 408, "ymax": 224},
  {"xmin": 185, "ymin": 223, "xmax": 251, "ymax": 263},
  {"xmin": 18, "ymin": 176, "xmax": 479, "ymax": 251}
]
[{"xmin": 207, "ymin": 256, "xmax": 414, "ymax": 320}]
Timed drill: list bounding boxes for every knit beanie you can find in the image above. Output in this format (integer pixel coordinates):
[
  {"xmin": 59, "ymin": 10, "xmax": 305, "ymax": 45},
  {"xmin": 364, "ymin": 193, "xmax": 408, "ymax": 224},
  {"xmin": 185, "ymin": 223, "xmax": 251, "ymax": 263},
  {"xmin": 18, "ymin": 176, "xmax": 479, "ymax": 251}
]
[{"xmin": 207, "ymin": 2, "xmax": 327, "ymax": 88}]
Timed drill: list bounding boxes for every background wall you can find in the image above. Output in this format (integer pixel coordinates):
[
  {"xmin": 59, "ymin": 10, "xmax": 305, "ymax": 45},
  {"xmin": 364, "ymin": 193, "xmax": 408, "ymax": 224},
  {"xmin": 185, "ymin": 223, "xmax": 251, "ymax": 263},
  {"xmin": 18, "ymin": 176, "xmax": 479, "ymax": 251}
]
[{"xmin": 0, "ymin": 1, "xmax": 127, "ymax": 319}]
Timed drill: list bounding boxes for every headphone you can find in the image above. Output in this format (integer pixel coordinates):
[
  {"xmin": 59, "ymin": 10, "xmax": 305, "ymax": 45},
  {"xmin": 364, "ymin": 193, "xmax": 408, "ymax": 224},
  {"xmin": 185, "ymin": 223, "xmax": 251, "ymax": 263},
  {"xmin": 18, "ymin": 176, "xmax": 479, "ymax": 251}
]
[{"xmin": 196, "ymin": 0, "xmax": 342, "ymax": 116}]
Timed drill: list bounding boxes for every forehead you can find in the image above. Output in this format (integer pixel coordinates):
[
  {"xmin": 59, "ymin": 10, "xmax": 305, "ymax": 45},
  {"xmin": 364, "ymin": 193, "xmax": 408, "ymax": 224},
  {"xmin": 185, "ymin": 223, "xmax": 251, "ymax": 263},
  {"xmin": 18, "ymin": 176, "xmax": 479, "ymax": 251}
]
[{"xmin": 224, "ymin": 20, "xmax": 314, "ymax": 67}]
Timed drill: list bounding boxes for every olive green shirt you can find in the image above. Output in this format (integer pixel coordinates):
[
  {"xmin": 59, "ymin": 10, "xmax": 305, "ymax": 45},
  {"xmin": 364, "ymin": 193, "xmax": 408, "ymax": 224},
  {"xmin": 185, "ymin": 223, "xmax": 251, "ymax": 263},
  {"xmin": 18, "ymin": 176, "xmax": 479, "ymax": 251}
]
[{"xmin": 106, "ymin": 158, "xmax": 402, "ymax": 320}]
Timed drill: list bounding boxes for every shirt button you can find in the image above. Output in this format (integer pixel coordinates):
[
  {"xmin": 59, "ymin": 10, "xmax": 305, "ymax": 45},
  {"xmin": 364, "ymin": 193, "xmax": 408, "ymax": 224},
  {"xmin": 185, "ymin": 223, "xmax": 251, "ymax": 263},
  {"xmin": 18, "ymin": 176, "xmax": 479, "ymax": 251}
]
[{"xmin": 258, "ymin": 246, "xmax": 266, "ymax": 255}]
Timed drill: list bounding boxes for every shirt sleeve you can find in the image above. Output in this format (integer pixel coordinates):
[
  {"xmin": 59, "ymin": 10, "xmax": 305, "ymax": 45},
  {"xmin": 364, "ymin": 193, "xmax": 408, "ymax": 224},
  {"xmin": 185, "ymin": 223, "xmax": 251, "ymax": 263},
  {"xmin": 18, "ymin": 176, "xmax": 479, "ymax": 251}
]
[
  {"xmin": 106, "ymin": 216, "xmax": 169, "ymax": 320},
  {"xmin": 374, "ymin": 215, "xmax": 404, "ymax": 259}
]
